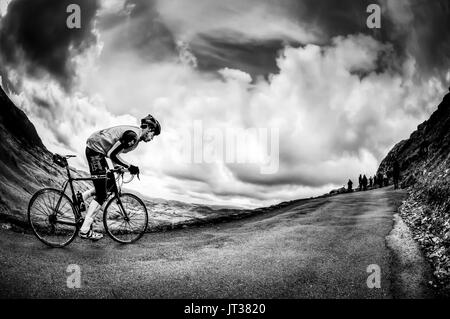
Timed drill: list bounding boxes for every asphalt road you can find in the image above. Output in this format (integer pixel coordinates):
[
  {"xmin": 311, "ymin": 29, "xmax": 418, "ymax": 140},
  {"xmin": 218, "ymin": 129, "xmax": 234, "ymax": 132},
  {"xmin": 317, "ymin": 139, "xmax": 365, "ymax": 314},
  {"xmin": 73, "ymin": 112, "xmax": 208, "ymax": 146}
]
[{"xmin": 0, "ymin": 187, "xmax": 436, "ymax": 298}]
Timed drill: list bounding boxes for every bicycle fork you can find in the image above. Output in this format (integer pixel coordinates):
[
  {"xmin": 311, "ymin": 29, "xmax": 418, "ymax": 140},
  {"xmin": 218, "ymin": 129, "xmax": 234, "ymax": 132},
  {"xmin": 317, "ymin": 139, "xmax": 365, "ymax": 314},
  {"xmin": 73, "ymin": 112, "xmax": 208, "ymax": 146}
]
[{"xmin": 116, "ymin": 197, "xmax": 130, "ymax": 222}]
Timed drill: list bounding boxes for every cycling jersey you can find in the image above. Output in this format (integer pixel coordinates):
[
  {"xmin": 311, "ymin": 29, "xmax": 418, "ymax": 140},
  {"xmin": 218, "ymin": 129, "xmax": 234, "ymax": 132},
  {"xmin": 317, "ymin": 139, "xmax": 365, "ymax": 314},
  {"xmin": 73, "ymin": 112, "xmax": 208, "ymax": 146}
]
[{"xmin": 86, "ymin": 125, "xmax": 141, "ymax": 168}]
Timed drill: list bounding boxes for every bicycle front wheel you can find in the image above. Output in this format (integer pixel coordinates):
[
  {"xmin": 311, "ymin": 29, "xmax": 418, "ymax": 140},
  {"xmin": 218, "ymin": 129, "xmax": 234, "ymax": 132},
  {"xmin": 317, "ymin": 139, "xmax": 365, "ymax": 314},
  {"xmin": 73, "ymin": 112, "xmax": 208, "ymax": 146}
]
[
  {"xmin": 103, "ymin": 193, "xmax": 148, "ymax": 244},
  {"xmin": 28, "ymin": 188, "xmax": 78, "ymax": 248}
]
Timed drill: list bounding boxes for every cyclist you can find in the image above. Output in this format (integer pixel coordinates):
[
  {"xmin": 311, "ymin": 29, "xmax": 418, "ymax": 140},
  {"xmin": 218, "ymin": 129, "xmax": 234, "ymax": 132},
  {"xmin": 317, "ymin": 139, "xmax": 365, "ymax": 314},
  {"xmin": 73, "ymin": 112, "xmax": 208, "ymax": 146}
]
[{"xmin": 79, "ymin": 114, "xmax": 161, "ymax": 240}]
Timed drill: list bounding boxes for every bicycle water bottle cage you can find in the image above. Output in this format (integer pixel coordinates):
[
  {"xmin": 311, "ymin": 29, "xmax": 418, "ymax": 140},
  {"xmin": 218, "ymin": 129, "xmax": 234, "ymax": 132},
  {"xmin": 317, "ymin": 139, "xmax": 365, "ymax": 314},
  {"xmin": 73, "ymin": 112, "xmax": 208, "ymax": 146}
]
[{"xmin": 53, "ymin": 154, "xmax": 68, "ymax": 168}]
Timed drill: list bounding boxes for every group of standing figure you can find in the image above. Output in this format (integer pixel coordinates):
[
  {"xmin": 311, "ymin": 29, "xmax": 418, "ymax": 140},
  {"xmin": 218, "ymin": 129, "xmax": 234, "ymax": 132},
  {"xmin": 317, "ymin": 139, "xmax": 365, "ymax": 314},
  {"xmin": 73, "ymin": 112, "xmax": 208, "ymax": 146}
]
[{"xmin": 346, "ymin": 160, "xmax": 401, "ymax": 192}]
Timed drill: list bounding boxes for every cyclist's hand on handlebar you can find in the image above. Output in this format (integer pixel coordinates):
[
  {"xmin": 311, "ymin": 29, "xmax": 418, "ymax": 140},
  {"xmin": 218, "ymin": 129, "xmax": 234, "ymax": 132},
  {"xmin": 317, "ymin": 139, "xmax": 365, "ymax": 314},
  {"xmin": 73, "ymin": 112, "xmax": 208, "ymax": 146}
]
[
  {"xmin": 128, "ymin": 165, "xmax": 140, "ymax": 175},
  {"xmin": 110, "ymin": 166, "xmax": 126, "ymax": 174}
]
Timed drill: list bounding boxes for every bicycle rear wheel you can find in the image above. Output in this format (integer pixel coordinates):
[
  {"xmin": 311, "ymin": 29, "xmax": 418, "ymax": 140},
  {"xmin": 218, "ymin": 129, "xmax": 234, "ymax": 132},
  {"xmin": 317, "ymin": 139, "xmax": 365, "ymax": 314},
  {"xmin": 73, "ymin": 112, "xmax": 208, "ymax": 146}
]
[
  {"xmin": 28, "ymin": 188, "xmax": 78, "ymax": 248},
  {"xmin": 103, "ymin": 193, "xmax": 148, "ymax": 244}
]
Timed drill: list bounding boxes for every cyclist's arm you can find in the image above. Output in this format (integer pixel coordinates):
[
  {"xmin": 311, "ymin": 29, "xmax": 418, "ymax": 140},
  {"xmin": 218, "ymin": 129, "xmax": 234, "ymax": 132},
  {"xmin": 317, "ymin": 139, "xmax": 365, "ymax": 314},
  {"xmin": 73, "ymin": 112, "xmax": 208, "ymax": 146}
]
[
  {"xmin": 108, "ymin": 144, "xmax": 130, "ymax": 167},
  {"xmin": 107, "ymin": 130, "xmax": 138, "ymax": 168}
]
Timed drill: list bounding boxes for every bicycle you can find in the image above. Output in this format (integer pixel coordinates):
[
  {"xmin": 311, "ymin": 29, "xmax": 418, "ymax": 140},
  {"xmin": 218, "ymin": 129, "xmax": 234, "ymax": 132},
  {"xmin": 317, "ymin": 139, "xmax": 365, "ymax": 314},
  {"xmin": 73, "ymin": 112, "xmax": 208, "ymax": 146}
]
[{"xmin": 27, "ymin": 153, "xmax": 148, "ymax": 248}]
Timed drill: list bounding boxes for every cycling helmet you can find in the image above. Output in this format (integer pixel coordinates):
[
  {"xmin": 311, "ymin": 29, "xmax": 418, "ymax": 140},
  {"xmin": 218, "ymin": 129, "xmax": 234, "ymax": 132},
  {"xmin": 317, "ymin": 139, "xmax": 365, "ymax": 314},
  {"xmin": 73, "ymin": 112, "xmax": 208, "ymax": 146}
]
[{"xmin": 140, "ymin": 114, "xmax": 161, "ymax": 135}]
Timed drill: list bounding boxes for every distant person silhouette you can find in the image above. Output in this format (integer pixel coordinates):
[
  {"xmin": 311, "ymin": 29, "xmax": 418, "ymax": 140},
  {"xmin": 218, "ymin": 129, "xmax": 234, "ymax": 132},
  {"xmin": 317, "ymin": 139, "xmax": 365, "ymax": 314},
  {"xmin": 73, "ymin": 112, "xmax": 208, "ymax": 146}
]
[
  {"xmin": 347, "ymin": 179, "xmax": 353, "ymax": 192},
  {"xmin": 393, "ymin": 160, "xmax": 400, "ymax": 189},
  {"xmin": 362, "ymin": 175, "xmax": 368, "ymax": 191}
]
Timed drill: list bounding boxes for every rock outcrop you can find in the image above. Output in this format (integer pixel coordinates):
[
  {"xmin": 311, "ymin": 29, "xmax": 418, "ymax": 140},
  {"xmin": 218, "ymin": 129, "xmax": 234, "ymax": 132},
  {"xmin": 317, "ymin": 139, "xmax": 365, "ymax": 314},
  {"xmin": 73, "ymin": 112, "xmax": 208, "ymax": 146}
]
[
  {"xmin": 0, "ymin": 87, "xmax": 89, "ymax": 225},
  {"xmin": 377, "ymin": 88, "xmax": 450, "ymax": 187},
  {"xmin": 378, "ymin": 88, "xmax": 450, "ymax": 293}
]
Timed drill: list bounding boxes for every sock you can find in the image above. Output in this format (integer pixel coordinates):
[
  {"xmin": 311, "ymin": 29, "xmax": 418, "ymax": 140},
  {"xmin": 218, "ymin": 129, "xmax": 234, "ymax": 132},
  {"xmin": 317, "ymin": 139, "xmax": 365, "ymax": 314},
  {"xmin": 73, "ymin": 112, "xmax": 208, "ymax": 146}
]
[{"xmin": 80, "ymin": 199, "xmax": 100, "ymax": 233}]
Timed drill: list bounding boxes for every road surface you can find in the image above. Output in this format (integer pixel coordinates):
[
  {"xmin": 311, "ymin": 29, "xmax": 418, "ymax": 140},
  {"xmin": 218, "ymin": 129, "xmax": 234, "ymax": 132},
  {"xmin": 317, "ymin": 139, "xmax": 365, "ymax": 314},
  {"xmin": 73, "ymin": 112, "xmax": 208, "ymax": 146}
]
[{"xmin": 0, "ymin": 187, "xmax": 436, "ymax": 298}]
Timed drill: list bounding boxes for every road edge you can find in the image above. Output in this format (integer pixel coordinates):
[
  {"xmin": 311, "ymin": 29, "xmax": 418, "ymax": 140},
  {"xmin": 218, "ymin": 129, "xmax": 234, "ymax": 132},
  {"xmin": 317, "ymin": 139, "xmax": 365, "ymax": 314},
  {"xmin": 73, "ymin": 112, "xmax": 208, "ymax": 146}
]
[{"xmin": 386, "ymin": 213, "xmax": 437, "ymax": 298}]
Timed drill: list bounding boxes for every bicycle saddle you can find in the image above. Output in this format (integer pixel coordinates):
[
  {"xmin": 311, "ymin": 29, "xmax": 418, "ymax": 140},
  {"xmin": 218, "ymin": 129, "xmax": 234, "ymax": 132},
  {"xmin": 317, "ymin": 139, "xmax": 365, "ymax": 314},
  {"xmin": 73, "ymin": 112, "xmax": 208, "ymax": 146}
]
[{"xmin": 52, "ymin": 153, "xmax": 70, "ymax": 167}]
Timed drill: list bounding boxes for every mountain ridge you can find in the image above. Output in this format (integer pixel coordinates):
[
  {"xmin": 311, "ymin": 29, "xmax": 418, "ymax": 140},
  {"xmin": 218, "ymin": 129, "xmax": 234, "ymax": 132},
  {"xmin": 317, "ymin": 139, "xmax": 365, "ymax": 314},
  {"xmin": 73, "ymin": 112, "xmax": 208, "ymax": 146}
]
[
  {"xmin": 377, "ymin": 89, "xmax": 450, "ymax": 184},
  {"xmin": 0, "ymin": 86, "xmax": 93, "ymax": 224}
]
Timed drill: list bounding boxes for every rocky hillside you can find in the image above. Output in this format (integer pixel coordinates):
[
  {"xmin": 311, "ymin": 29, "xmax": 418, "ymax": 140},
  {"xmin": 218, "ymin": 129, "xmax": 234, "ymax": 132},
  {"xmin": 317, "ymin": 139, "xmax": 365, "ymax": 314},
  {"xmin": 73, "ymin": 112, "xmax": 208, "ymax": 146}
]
[
  {"xmin": 378, "ymin": 88, "xmax": 450, "ymax": 293},
  {"xmin": 377, "ymin": 89, "xmax": 450, "ymax": 186},
  {"xmin": 0, "ymin": 86, "xmax": 92, "ymax": 225}
]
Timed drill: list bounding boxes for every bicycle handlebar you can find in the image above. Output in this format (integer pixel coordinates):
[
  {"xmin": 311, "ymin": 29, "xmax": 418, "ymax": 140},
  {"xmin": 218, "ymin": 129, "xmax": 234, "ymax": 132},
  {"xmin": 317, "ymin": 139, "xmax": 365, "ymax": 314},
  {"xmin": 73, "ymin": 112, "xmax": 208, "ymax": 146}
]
[
  {"xmin": 108, "ymin": 167, "xmax": 140, "ymax": 183},
  {"xmin": 108, "ymin": 167, "xmax": 127, "ymax": 174}
]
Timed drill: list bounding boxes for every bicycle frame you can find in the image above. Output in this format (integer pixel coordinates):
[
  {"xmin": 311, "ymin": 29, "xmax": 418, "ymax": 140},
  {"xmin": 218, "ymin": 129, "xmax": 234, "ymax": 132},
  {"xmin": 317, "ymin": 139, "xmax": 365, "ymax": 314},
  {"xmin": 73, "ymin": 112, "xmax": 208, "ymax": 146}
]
[{"xmin": 53, "ymin": 163, "xmax": 128, "ymax": 228}]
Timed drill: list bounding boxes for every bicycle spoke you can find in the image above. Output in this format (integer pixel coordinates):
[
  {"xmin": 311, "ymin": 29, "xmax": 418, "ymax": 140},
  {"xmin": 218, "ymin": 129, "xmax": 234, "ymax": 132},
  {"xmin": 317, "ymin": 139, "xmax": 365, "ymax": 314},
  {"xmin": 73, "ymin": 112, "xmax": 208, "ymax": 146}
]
[
  {"xmin": 126, "ymin": 220, "xmax": 133, "ymax": 232},
  {"xmin": 111, "ymin": 216, "xmax": 127, "ymax": 232},
  {"xmin": 45, "ymin": 195, "xmax": 56, "ymax": 216},
  {"xmin": 36, "ymin": 199, "xmax": 52, "ymax": 217},
  {"xmin": 32, "ymin": 215, "xmax": 49, "ymax": 225},
  {"xmin": 57, "ymin": 200, "xmax": 70, "ymax": 214},
  {"xmin": 127, "ymin": 209, "xmax": 139, "ymax": 219},
  {"xmin": 42, "ymin": 194, "xmax": 52, "ymax": 214},
  {"xmin": 118, "ymin": 218, "xmax": 128, "ymax": 230},
  {"xmin": 127, "ymin": 218, "xmax": 138, "ymax": 228},
  {"xmin": 113, "ymin": 207, "xmax": 124, "ymax": 217},
  {"xmin": 49, "ymin": 191, "xmax": 56, "ymax": 210},
  {"xmin": 52, "ymin": 193, "xmax": 64, "ymax": 214},
  {"xmin": 127, "ymin": 221, "xmax": 136, "ymax": 237},
  {"xmin": 36, "ymin": 199, "xmax": 49, "ymax": 215},
  {"xmin": 33, "ymin": 204, "xmax": 51, "ymax": 218},
  {"xmin": 128, "ymin": 219, "xmax": 142, "ymax": 231}
]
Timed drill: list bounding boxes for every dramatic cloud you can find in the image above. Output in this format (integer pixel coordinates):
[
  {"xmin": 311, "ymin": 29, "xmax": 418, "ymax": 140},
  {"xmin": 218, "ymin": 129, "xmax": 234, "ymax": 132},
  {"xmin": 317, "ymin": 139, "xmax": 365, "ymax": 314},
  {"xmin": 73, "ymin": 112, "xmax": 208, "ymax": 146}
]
[
  {"xmin": 124, "ymin": 0, "xmax": 450, "ymax": 82},
  {"xmin": 97, "ymin": 0, "xmax": 177, "ymax": 64},
  {"xmin": 380, "ymin": 0, "xmax": 450, "ymax": 79},
  {"xmin": 0, "ymin": 0, "xmax": 100, "ymax": 90},
  {"xmin": 155, "ymin": 0, "xmax": 319, "ymax": 80},
  {"xmin": 290, "ymin": 0, "xmax": 450, "ymax": 80},
  {"xmin": 94, "ymin": 0, "xmax": 320, "ymax": 80},
  {"xmin": 57, "ymin": 32, "xmax": 447, "ymax": 206},
  {"xmin": 225, "ymin": 34, "xmax": 446, "ymax": 188},
  {"xmin": 155, "ymin": 0, "xmax": 320, "ymax": 43}
]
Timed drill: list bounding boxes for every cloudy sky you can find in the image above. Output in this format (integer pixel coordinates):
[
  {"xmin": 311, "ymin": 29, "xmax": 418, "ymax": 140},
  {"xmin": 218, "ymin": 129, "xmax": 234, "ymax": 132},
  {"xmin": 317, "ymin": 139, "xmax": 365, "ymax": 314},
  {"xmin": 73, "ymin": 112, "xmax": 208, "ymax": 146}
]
[{"xmin": 1, "ymin": 0, "xmax": 449, "ymax": 207}]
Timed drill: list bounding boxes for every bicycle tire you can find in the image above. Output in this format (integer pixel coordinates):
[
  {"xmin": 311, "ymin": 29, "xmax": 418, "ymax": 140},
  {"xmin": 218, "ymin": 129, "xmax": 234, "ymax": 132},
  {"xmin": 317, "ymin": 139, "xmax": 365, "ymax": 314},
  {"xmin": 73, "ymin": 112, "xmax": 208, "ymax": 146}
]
[
  {"xmin": 103, "ymin": 193, "xmax": 148, "ymax": 244},
  {"xmin": 28, "ymin": 188, "xmax": 78, "ymax": 248}
]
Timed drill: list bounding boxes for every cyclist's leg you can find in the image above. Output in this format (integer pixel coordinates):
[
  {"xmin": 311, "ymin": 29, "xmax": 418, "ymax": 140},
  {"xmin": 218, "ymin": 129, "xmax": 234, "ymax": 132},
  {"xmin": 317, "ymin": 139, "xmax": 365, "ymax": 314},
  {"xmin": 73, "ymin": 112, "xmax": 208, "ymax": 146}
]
[
  {"xmin": 80, "ymin": 202, "xmax": 100, "ymax": 232},
  {"xmin": 82, "ymin": 188, "xmax": 96, "ymax": 201},
  {"xmin": 80, "ymin": 147, "xmax": 108, "ymax": 237}
]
